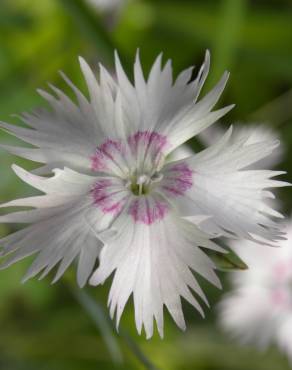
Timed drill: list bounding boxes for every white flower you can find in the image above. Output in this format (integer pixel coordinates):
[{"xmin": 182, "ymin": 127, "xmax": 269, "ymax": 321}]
[
  {"xmin": 199, "ymin": 122, "xmax": 284, "ymax": 169},
  {"xmin": 219, "ymin": 221, "xmax": 292, "ymax": 360},
  {"xmin": 0, "ymin": 51, "xmax": 287, "ymax": 338}
]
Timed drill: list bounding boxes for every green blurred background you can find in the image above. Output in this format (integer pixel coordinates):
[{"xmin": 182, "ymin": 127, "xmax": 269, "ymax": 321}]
[{"xmin": 0, "ymin": 0, "xmax": 292, "ymax": 369}]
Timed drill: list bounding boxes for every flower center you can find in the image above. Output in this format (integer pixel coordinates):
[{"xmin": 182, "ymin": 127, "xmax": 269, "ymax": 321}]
[{"xmin": 128, "ymin": 172, "xmax": 163, "ymax": 196}]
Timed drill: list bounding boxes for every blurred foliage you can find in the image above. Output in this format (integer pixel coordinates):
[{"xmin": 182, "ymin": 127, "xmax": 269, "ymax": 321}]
[{"xmin": 0, "ymin": 0, "xmax": 292, "ymax": 369}]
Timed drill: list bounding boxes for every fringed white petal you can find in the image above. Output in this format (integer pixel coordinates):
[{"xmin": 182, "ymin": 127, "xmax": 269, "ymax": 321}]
[
  {"xmin": 219, "ymin": 287, "xmax": 276, "ymax": 348},
  {"xmin": 0, "ymin": 199, "xmax": 102, "ymax": 287},
  {"xmin": 0, "ymin": 88, "xmax": 99, "ymax": 173},
  {"xmin": 10, "ymin": 165, "xmax": 96, "ymax": 195},
  {"xmin": 115, "ymin": 50, "xmax": 232, "ymax": 154},
  {"xmin": 199, "ymin": 122, "xmax": 284, "ymax": 169},
  {"xmin": 0, "ymin": 166, "xmax": 126, "ymax": 287},
  {"xmin": 90, "ymin": 210, "xmax": 222, "ymax": 338},
  {"xmin": 160, "ymin": 128, "xmax": 289, "ymax": 244}
]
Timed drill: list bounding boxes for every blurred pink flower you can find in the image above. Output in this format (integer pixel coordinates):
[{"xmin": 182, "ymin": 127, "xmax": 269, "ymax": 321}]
[{"xmin": 219, "ymin": 221, "xmax": 292, "ymax": 360}]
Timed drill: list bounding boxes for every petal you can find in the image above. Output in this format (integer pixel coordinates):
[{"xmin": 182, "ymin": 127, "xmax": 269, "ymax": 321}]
[
  {"xmin": 0, "ymin": 144, "xmax": 90, "ymax": 172},
  {"xmin": 160, "ymin": 129, "xmax": 289, "ymax": 244},
  {"xmin": 199, "ymin": 122, "xmax": 284, "ymax": 169},
  {"xmin": 79, "ymin": 57, "xmax": 128, "ymax": 141},
  {"xmin": 114, "ymin": 51, "xmax": 141, "ymax": 132},
  {"xmin": 90, "ymin": 206, "xmax": 222, "ymax": 338},
  {"xmin": 0, "ymin": 166, "xmax": 127, "ymax": 287},
  {"xmin": 0, "ymin": 198, "xmax": 102, "ymax": 287},
  {"xmin": 0, "ymin": 83, "xmax": 99, "ymax": 173},
  {"xmin": 10, "ymin": 165, "xmax": 96, "ymax": 195},
  {"xmin": 166, "ymin": 144, "xmax": 193, "ymax": 162},
  {"xmin": 164, "ymin": 104, "xmax": 234, "ymax": 154},
  {"xmin": 114, "ymin": 50, "xmax": 232, "ymax": 154},
  {"xmin": 219, "ymin": 287, "xmax": 276, "ymax": 347},
  {"xmin": 276, "ymin": 315, "xmax": 292, "ymax": 361}
]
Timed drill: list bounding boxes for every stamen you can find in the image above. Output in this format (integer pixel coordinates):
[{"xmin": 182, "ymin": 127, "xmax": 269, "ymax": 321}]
[
  {"xmin": 129, "ymin": 173, "xmax": 163, "ymax": 196},
  {"xmin": 137, "ymin": 174, "xmax": 150, "ymax": 196}
]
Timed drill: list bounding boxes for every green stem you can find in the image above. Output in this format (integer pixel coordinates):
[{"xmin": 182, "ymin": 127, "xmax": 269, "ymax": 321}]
[
  {"xmin": 209, "ymin": 0, "xmax": 247, "ymax": 86},
  {"xmin": 120, "ymin": 330, "xmax": 159, "ymax": 370},
  {"xmin": 59, "ymin": 0, "xmax": 115, "ymax": 66},
  {"xmin": 72, "ymin": 286, "xmax": 159, "ymax": 370},
  {"xmin": 72, "ymin": 287, "xmax": 123, "ymax": 365},
  {"xmin": 249, "ymin": 88, "xmax": 292, "ymax": 127}
]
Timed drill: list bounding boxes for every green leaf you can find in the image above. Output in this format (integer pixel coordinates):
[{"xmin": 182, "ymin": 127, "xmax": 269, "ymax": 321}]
[{"xmin": 206, "ymin": 249, "xmax": 248, "ymax": 272}]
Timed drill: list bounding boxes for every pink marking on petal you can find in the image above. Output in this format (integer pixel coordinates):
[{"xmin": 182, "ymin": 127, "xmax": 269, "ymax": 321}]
[
  {"xmin": 101, "ymin": 139, "xmax": 124, "ymax": 158},
  {"xmin": 128, "ymin": 131, "xmax": 167, "ymax": 151},
  {"xmin": 273, "ymin": 259, "xmax": 292, "ymax": 283},
  {"xmin": 162, "ymin": 162, "xmax": 193, "ymax": 197},
  {"xmin": 128, "ymin": 131, "xmax": 167, "ymax": 164},
  {"xmin": 91, "ymin": 139, "xmax": 123, "ymax": 171},
  {"xmin": 271, "ymin": 288, "xmax": 291, "ymax": 308},
  {"xmin": 91, "ymin": 151, "xmax": 106, "ymax": 171},
  {"xmin": 129, "ymin": 197, "xmax": 169, "ymax": 225},
  {"xmin": 91, "ymin": 179, "xmax": 125, "ymax": 215}
]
